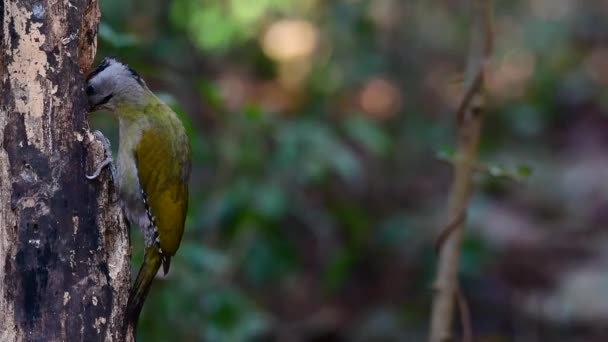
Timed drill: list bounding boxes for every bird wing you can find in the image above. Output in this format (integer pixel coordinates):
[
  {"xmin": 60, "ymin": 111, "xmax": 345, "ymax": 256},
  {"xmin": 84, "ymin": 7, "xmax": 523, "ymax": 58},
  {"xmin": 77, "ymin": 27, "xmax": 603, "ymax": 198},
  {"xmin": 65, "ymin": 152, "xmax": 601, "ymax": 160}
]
[{"xmin": 134, "ymin": 122, "xmax": 189, "ymax": 256}]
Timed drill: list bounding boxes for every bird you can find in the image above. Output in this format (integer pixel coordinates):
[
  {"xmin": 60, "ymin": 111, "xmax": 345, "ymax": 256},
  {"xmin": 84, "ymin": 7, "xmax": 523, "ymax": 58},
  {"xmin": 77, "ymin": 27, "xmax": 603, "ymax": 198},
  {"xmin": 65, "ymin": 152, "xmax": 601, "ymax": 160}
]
[{"xmin": 85, "ymin": 57, "xmax": 191, "ymax": 327}]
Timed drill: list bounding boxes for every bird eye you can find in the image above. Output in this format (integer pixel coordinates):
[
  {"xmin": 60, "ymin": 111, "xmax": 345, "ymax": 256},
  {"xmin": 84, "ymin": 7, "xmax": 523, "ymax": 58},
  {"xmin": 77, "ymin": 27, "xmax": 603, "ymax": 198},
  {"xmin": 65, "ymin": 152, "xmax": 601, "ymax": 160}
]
[
  {"xmin": 86, "ymin": 85, "xmax": 95, "ymax": 96},
  {"xmin": 98, "ymin": 94, "xmax": 113, "ymax": 106}
]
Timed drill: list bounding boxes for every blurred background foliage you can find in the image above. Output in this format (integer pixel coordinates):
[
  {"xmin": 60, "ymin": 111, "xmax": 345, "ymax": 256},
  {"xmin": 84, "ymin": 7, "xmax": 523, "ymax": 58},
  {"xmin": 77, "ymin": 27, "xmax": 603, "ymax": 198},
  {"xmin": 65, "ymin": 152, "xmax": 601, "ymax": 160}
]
[{"xmin": 91, "ymin": 0, "xmax": 608, "ymax": 341}]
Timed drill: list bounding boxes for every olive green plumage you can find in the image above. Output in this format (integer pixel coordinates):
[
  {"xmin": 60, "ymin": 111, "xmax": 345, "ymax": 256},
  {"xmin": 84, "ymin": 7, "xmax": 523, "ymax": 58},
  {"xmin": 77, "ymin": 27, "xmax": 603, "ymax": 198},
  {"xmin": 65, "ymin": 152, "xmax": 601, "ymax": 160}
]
[
  {"xmin": 86, "ymin": 57, "xmax": 191, "ymax": 328},
  {"xmin": 127, "ymin": 247, "xmax": 162, "ymax": 327},
  {"xmin": 121, "ymin": 98, "xmax": 190, "ymax": 324},
  {"xmin": 122, "ymin": 98, "xmax": 191, "ymax": 258}
]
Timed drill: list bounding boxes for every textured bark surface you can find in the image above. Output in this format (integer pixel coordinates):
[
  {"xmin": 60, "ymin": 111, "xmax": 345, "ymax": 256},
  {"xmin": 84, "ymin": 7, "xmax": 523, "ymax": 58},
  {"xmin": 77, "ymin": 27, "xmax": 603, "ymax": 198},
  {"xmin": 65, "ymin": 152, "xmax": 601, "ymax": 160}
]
[{"xmin": 0, "ymin": 1, "xmax": 132, "ymax": 341}]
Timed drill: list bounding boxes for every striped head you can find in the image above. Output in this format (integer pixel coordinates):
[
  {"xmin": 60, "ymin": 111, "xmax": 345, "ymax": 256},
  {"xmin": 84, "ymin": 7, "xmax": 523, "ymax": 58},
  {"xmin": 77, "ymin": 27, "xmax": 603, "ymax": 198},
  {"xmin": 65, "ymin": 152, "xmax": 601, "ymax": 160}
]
[{"xmin": 86, "ymin": 57, "xmax": 148, "ymax": 112}]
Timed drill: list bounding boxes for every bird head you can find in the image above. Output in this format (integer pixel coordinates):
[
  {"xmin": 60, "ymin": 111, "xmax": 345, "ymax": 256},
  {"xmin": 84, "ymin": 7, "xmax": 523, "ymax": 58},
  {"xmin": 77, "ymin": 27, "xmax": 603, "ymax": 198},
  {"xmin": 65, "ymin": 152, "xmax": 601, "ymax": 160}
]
[{"xmin": 86, "ymin": 57, "xmax": 147, "ymax": 112}]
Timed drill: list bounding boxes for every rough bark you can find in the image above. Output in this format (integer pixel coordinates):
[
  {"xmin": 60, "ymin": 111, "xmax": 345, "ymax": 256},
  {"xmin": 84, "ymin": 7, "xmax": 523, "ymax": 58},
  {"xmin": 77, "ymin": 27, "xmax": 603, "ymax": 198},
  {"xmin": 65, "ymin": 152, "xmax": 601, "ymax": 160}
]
[{"xmin": 0, "ymin": 1, "xmax": 132, "ymax": 341}]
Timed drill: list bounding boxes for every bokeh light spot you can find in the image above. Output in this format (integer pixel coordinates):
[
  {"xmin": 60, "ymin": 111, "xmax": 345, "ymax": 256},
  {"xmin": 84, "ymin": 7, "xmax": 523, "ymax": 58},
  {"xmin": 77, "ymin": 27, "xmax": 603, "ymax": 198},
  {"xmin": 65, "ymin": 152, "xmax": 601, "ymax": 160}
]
[
  {"xmin": 531, "ymin": 0, "xmax": 574, "ymax": 20},
  {"xmin": 261, "ymin": 19, "xmax": 318, "ymax": 61},
  {"xmin": 584, "ymin": 48, "xmax": 608, "ymax": 86},
  {"xmin": 488, "ymin": 49, "xmax": 536, "ymax": 100},
  {"xmin": 358, "ymin": 78, "xmax": 403, "ymax": 120}
]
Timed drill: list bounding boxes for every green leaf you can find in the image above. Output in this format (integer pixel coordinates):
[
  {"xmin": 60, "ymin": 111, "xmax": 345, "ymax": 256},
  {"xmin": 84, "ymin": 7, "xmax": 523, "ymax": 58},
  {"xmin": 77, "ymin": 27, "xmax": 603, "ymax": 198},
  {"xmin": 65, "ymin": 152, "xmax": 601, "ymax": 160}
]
[
  {"xmin": 98, "ymin": 23, "xmax": 138, "ymax": 48},
  {"xmin": 516, "ymin": 164, "xmax": 533, "ymax": 178},
  {"xmin": 324, "ymin": 249, "xmax": 354, "ymax": 290},
  {"xmin": 343, "ymin": 116, "xmax": 390, "ymax": 155},
  {"xmin": 436, "ymin": 145, "xmax": 456, "ymax": 161}
]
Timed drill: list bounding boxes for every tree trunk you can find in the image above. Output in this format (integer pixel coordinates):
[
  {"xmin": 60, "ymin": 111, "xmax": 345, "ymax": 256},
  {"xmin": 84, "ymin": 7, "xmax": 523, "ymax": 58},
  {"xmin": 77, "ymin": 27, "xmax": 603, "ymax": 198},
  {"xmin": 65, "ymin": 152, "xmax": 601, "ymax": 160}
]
[{"xmin": 0, "ymin": 1, "xmax": 132, "ymax": 341}]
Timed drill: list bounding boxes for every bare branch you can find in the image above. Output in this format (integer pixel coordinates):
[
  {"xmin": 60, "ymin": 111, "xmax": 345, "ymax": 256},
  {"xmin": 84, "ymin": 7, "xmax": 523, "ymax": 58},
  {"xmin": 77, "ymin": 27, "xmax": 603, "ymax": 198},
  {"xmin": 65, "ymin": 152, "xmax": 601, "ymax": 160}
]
[{"xmin": 428, "ymin": 0, "xmax": 494, "ymax": 341}]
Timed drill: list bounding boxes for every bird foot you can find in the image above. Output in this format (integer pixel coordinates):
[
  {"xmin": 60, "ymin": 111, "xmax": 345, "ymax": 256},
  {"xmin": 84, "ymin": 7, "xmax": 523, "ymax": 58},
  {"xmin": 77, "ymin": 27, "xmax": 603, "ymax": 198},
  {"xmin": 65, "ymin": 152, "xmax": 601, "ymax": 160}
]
[{"xmin": 86, "ymin": 130, "xmax": 116, "ymax": 181}]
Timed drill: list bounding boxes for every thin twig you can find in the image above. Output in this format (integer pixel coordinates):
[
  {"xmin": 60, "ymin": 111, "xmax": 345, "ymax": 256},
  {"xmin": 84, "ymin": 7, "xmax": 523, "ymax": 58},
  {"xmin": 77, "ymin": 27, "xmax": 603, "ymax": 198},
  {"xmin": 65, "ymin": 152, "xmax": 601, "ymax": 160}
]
[
  {"xmin": 428, "ymin": 1, "xmax": 494, "ymax": 342},
  {"xmin": 434, "ymin": 211, "xmax": 467, "ymax": 254},
  {"xmin": 456, "ymin": 71, "xmax": 483, "ymax": 124},
  {"xmin": 456, "ymin": 287, "xmax": 473, "ymax": 342}
]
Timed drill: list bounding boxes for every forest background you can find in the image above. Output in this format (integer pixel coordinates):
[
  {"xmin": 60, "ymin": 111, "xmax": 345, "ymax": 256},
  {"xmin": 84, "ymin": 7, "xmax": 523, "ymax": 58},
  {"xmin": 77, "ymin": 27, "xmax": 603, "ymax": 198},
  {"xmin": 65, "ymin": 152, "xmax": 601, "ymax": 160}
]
[{"xmin": 92, "ymin": 1, "xmax": 608, "ymax": 340}]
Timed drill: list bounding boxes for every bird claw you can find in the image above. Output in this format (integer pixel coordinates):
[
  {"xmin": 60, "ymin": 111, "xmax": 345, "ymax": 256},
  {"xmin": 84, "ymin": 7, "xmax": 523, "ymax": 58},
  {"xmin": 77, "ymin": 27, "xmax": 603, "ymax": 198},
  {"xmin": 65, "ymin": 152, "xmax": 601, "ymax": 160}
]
[
  {"xmin": 86, "ymin": 130, "xmax": 116, "ymax": 180},
  {"xmin": 86, "ymin": 156, "xmax": 113, "ymax": 179}
]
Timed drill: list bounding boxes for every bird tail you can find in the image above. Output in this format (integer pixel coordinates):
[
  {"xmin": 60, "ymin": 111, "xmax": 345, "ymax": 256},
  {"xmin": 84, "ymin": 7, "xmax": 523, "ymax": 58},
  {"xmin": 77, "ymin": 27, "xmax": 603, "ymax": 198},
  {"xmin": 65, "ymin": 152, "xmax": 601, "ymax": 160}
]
[{"xmin": 127, "ymin": 247, "xmax": 164, "ymax": 328}]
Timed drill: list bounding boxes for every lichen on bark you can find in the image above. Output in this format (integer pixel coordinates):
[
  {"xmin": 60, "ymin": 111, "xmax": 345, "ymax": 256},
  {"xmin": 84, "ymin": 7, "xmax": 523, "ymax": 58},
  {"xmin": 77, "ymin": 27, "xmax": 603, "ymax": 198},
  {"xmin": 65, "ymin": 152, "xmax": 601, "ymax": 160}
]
[{"xmin": 0, "ymin": 1, "xmax": 132, "ymax": 341}]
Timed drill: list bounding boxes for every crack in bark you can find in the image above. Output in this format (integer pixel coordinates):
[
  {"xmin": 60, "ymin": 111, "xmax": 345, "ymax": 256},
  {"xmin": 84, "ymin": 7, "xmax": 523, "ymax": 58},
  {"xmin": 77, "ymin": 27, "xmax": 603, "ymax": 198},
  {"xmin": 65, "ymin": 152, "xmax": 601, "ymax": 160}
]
[{"xmin": 0, "ymin": 1, "xmax": 132, "ymax": 341}]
